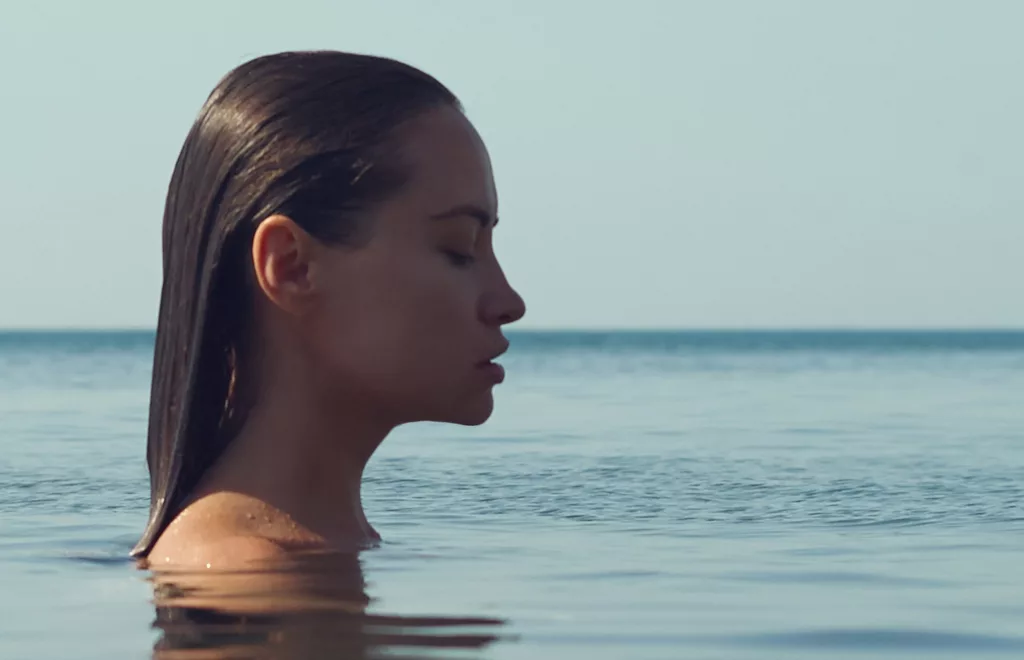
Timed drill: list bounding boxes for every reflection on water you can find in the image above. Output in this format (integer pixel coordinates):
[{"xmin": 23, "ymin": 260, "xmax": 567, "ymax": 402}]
[{"xmin": 146, "ymin": 550, "xmax": 507, "ymax": 659}]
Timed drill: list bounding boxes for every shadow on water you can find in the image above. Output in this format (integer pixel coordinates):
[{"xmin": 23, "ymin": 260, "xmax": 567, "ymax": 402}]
[{"xmin": 140, "ymin": 550, "xmax": 509, "ymax": 660}]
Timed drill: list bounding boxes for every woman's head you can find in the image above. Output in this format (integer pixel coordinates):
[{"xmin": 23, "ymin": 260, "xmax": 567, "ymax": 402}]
[{"xmin": 134, "ymin": 51, "xmax": 524, "ymax": 557}]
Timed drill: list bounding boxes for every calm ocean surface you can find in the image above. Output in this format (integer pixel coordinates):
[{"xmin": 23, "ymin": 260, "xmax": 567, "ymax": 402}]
[{"xmin": 1, "ymin": 330, "xmax": 1022, "ymax": 659}]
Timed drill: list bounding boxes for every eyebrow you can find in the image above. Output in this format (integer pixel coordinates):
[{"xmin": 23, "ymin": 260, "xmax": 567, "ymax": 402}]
[{"xmin": 429, "ymin": 204, "xmax": 499, "ymax": 228}]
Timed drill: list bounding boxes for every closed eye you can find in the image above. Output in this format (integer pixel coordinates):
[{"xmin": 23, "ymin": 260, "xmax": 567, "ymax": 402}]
[{"xmin": 442, "ymin": 249, "xmax": 476, "ymax": 268}]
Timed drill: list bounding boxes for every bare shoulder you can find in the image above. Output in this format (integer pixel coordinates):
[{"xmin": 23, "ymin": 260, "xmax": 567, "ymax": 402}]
[
  {"xmin": 198, "ymin": 535, "xmax": 289, "ymax": 568},
  {"xmin": 146, "ymin": 494, "xmax": 290, "ymax": 570},
  {"xmin": 149, "ymin": 528, "xmax": 289, "ymax": 570}
]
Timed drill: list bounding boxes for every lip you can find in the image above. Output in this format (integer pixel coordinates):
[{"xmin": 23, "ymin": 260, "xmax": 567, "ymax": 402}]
[
  {"xmin": 476, "ymin": 341, "xmax": 509, "ymax": 384},
  {"xmin": 477, "ymin": 360, "xmax": 506, "ymax": 384},
  {"xmin": 481, "ymin": 341, "xmax": 510, "ymax": 364}
]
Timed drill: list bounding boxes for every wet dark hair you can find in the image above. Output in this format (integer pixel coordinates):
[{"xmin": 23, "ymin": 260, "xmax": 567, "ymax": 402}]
[{"xmin": 132, "ymin": 51, "xmax": 460, "ymax": 558}]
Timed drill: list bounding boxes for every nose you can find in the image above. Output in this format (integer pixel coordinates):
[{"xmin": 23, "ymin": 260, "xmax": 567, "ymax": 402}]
[{"xmin": 480, "ymin": 267, "xmax": 526, "ymax": 327}]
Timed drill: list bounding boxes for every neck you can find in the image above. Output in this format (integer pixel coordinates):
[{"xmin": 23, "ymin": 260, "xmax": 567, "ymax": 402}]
[{"xmin": 199, "ymin": 360, "xmax": 394, "ymax": 547}]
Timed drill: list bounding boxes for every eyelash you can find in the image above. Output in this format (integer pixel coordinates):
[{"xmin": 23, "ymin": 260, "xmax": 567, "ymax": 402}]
[{"xmin": 442, "ymin": 250, "xmax": 476, "ymax": 268}]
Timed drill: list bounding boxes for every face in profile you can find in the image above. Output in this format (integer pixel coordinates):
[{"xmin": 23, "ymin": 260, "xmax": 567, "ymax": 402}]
[{"xmin": 292, "ymin": 106, "xmax": 526, "ymax": 427}]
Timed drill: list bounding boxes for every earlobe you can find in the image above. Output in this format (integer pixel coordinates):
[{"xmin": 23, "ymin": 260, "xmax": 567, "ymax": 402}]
[{"xmin": 251, "ymin": 215, "xmax": 316, "ymax": 314}]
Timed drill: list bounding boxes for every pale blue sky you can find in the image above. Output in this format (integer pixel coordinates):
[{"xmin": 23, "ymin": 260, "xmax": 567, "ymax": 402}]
[{"xmin": 1, "ymin": 1, "xmax": 1020, "ymax": 329}]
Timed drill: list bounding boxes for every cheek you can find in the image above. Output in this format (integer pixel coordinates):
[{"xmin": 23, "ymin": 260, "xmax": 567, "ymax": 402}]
[{"xmin": 308, "ymin": 251, "xmax": 481, "ymax": 408}]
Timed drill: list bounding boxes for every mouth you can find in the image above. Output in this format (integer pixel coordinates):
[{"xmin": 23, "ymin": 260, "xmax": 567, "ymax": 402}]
[{"xmin": 476, "ymin": 342, "xmax": 510, "ymax": 383}]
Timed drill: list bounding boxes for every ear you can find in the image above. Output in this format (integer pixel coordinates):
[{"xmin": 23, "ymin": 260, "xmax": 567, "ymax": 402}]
[{"xmin": 251, "ymin": 215, "xmax": 318, "ymax": 315}]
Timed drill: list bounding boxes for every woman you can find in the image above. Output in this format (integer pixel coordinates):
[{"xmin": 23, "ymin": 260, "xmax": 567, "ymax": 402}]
[{"xmin": 132, "ymin": 50, "xmax": 526, "ymax": 567}]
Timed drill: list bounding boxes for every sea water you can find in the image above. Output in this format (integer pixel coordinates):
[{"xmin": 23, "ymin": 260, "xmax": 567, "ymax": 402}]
[{"xmin": 1, "ymin": 330, "xmax": 1022, "ymax": 659}]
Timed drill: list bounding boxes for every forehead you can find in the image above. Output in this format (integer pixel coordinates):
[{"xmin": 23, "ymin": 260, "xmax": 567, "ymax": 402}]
[{"xmin": 393, "ymin": 106, "xmax": 497, "ymax": 212}]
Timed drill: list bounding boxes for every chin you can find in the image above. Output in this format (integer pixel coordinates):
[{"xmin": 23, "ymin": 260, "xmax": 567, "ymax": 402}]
[{"xmin": 437, "ymin": 393, "xmax": 495, "ymax": 426}]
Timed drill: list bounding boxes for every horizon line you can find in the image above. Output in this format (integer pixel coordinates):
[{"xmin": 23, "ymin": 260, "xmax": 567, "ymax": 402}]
[{"xmin": 2, "ymin": 326, "xmax": 1024, "ymax": 334}]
